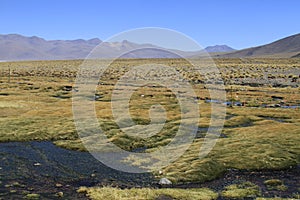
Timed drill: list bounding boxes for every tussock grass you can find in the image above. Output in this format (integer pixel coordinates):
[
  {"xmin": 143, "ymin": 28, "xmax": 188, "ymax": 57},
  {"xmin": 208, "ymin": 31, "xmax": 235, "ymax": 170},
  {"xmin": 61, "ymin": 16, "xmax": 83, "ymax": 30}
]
[
  {"xmin": 221, "ymin": 182, "xmax": 261, "ymax": 199},
  {"xmin": 77, "ymin": 186, "xmax": 218, "ymax": 200},
  {"xmin": 264, "ymin": 179, "xmax": 288, "ymax": 191},
  {"xmin": 157, "ymin": 107, "xmax": 299, "ymax": 183},
  {"xmin": 24, "ymin": 193, "xmax": 40, "ymax": 199}
]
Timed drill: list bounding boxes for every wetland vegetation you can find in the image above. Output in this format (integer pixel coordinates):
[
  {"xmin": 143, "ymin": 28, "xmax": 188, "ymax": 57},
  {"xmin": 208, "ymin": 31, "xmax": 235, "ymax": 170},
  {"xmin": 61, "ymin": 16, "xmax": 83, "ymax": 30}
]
[{"xmin": 0, "ymin": 58, "xmax": 299, "ymax": 199}]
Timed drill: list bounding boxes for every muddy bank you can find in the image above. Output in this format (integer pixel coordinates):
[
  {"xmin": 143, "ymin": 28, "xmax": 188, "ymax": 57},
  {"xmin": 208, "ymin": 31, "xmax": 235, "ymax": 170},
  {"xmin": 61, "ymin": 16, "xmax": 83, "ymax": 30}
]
[
  {"xmin": 0, "ymin": 142, "xmax": 299, "ymax": 199},
  {"xmin": 0, "ymin": 142, "xmax": 155, "ymax": 199},
  {"xmin": 172, "ymin": 165, "xmax": 300, "ymax": 199}
]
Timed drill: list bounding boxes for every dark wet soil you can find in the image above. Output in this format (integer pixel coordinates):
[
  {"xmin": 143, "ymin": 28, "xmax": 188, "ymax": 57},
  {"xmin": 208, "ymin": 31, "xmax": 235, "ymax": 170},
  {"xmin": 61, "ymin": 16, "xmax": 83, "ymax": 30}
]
[
  {"xmin": 196, "ymin": 127, "xmax": 228, "ymax": 138},
  {"xmin": 0, "ymin": 142, "xmax": 155, "ymax": 199},
  {"xmin": 171, "ymin": 165, "xmax": 300, "ymax": 199},
  {"xmin": 0, "ymin": 142, "xmax": 299, "ymax": 199}
]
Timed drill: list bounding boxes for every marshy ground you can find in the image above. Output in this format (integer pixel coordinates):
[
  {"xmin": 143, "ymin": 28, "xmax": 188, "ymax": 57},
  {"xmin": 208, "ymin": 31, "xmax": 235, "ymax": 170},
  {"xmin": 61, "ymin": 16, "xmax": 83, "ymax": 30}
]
[{"xmin": 0, "ymin": 58, "xmax": 299, "ymax": 199}]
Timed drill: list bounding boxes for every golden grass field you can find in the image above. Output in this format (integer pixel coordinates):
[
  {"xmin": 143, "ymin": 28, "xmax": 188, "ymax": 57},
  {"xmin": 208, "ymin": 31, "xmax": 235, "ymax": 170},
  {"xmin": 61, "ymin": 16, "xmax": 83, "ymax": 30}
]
[{"xmin": 0, "ymin": 58, "xmax": 299, "ymax": 199}]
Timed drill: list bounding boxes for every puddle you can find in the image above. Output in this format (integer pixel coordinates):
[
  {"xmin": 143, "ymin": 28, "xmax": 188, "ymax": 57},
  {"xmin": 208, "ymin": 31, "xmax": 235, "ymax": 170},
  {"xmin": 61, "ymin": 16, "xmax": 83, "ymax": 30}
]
[
  {"xmin": 196, "ymin": 127, "xmax": 227, "ymax": 138},
  {"xmin": 131, "ymin": 146, "xmax": 148, "ymax": 153},
  {"xmin": 204, "ymin": 99, "xmax": 222, "ymax": 103},
  {"xmin": 281, "ymin": 105, "xmax": 300, "ymax": 109},
  {"xmin": 204, "ymin": 99, "xmax": 243, "ymax": 106},
  {"xmin": 0, "ymin": 141, "xmax": 155, "ymax": 199},
  {"xmin": 205, "ymin": 99, "xmax": 299, "ymax": 109}
]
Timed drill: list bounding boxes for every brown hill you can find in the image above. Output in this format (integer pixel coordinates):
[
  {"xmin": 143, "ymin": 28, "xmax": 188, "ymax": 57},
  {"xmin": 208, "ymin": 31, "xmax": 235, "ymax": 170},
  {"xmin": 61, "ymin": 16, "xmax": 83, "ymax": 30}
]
[
  {"xmin": 291, "ymin": 52, "xmax": 300, "ymax": 58},
  {"xmin": 218, "ymin": 33, "xmax": 300, "ymax": 58}
]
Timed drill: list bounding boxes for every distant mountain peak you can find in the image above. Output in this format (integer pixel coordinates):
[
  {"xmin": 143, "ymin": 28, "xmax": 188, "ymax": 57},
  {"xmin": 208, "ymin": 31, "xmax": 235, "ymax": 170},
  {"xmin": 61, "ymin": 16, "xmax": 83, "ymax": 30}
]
[
  {"xmin": 205, "ymin": 45, "xmax": 236, "ymax": 52},
  {"xmin": 87, "ymin": 38, "xmax": 102, "ymax": 45}
]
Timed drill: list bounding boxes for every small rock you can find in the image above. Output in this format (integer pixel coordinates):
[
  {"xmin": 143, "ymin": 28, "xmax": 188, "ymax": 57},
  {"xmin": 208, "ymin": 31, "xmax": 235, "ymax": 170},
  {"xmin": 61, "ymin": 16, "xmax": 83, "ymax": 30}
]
[
  {"xmin": 55, "ymin": 192, "xmax": 64, "ymax": 197},
  {"xmin": 91, "ymin": 173, "xmax": 96, "ymax": 177},
  {"xmin": 159, "ymin": 178, "xmax": 172, "ymax": 185},
  {"xmin": 159, "ymin": 170, "xmax": 163, "ymax": 175},
  {"xmin": 55, "ymin": 183, "xmax": 63, "ymax": 188},
  {"xmin": 33, "ymin": 163, "xmax": 41, "ymax": 166}
]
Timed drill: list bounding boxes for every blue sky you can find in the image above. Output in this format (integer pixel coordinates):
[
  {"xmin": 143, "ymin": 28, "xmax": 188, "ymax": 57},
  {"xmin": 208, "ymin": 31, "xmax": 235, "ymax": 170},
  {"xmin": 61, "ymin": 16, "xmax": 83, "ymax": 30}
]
[{"xmin": 1, "ymin": 0, "xmax": 299, "ymax": 50}]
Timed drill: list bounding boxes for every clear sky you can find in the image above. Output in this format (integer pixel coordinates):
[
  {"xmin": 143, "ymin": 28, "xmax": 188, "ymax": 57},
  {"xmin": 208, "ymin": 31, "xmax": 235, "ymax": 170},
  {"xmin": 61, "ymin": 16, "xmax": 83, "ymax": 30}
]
[{"xmin": 1, "ymin": 0, "xmax": 299, "ymax": 50}]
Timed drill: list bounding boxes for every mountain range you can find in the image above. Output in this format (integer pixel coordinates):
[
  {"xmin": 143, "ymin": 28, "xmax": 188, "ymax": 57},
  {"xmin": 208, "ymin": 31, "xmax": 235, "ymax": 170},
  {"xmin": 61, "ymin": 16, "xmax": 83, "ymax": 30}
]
[
  {"xmin": 0, "ymin": 33, "xmax": 299, "ymax": 60},
  {"xmin": 0, "ymin": 34, "xmax": 235, "ymax": 61},
  {"xmin": 0, "ymin": 34, "xmax": 101, "ymax": 61}
]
